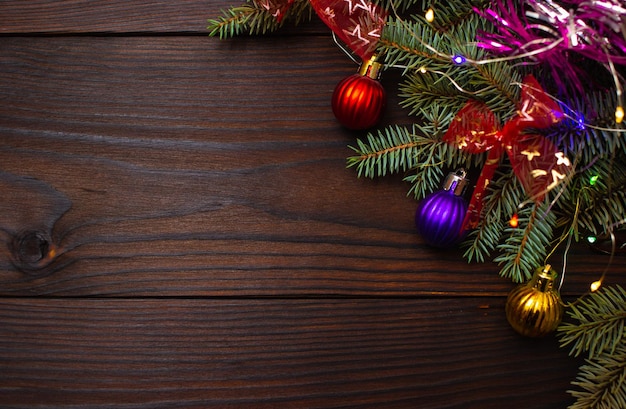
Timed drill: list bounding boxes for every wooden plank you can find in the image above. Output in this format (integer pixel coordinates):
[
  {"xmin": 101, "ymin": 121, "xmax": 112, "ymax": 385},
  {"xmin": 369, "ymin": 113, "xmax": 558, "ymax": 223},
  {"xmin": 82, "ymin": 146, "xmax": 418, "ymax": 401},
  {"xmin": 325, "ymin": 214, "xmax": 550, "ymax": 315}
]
[
  {"xmin": 0, "ymin": 0, "xmax": 325, "ymax": 34},
  {"xmin": 0, "ymin": 298, "xmax": 579, "ymax": 408},
  {"xmin": 0, "ymin": 4, "xmax": 620, "ymax": 409},
  {"xmin": 1, "ymin": 36, "xmax": 622, "ymax": 297}
]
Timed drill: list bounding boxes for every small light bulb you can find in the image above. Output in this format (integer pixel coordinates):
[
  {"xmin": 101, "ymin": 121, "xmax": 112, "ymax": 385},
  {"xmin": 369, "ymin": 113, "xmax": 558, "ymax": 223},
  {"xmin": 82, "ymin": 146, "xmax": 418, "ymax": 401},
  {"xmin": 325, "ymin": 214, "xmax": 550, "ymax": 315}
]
[
  {"xmin": 589, "ymin": 175, "xmax": 599, "ymax": 186},
  {"xmin": 615, "ymin": 106, "xmax": 624, "ymax": 123},
  {"xmin": 576, "ymin": 114, "xmax": 585, "ymax": 130},
  {"xmin": 425, "ymin": 8, "xmax": 435, "ymax": 23},
  {"xmin": 452, "ymin": 55, "xmax": 466, "ymax": 65},
  {"xmin": 587, "ymin": 235, "xmax": 597, "ymax": 244},
  {"xmin": 590, "ymin": 280, "xmax": 602, "ymax": 292},
  {"xmin": 509, "ymin": 214, "xmax": 519, "ymax": 228},
  {"xmin": 419, "ymin": 66, "xmax": 427, "ymax": 74}
]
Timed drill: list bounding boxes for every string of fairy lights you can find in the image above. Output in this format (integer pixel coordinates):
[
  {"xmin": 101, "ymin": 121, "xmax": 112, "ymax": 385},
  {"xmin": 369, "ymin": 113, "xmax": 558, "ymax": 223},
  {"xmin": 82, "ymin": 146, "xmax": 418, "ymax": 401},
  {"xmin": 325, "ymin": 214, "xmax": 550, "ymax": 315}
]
[
  {"xmin": 333, "ymin": 0, "xmax": 626, "ymax": 292},
  {"xmin": 334, "ymin": 0, "xmax": 626, "ymax": 295},
  {"xmin": 418, "ymin": 1, "xmax": 626, "ymax": 125}
]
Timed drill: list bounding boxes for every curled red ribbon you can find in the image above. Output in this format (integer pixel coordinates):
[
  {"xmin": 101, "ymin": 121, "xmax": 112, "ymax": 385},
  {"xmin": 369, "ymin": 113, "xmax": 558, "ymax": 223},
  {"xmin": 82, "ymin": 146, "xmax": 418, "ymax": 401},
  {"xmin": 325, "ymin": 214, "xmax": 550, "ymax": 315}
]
[
  {"xmin": 443, "ymin": 75, "xmax": 572, "ymax": 231},
  {"xmin": 254, "ymin": 0, "xmax": 387, "ymax": 60}
]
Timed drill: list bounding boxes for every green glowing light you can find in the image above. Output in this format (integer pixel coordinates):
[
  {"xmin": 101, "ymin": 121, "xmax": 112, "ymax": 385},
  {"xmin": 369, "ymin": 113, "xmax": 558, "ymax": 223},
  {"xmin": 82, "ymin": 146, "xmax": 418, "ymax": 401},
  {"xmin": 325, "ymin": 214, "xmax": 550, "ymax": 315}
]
[
  {"xmin": 587, "ymin": 235, "xmax": 597, "ymax": 244},
  {"xmin": 589, "ymin": 175, "xmax": 599, "ymax": 185}
]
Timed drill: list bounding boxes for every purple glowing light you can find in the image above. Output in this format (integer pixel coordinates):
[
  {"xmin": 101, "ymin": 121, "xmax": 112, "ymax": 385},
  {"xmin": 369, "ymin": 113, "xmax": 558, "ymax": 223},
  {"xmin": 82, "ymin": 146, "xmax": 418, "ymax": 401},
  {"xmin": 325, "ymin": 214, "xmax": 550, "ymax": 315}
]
[{"xmin": 452, "ymin": 54, "xmax": 467, "ymax": 64}]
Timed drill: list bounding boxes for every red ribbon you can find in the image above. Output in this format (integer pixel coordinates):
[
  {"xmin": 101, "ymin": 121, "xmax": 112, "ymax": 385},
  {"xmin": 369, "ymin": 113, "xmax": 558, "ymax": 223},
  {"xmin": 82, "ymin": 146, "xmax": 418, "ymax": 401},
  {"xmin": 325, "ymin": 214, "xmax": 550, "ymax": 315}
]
[
  {"xmin": 254, "ymin": 0, "xmax": 387, "ymax": 60},
  {"xmin": 443, "ymin": 75, "xmax": 572, "ymax": 231},
  {"xmin": 309, "ymin": 0, "xmax": 387, "ymax": 60},
  {"xmin": 254, "ymin": 0, "xmax": 294, "ymax": 22}
]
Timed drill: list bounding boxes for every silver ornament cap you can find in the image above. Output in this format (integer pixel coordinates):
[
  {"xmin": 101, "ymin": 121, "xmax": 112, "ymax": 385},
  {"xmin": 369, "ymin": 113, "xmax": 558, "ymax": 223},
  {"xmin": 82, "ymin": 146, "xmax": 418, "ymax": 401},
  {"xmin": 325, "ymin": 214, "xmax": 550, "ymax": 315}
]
[{"xmin": 442, "ymin": 168, "xmax": 469, "ymax": 196}]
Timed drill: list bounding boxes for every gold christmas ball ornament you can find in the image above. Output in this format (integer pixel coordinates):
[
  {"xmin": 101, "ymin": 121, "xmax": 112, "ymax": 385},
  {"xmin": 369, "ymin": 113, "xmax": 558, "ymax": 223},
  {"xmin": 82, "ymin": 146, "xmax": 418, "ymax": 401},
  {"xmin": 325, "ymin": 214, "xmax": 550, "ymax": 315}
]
[{"xmin": 505, "ymin": 264, "xmax": 564, "ymax": 337}]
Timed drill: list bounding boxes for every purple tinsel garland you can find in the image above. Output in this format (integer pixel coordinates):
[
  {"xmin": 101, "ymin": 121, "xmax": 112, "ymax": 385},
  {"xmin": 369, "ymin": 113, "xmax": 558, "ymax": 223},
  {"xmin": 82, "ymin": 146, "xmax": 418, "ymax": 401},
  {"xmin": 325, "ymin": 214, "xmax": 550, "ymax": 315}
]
[{"xmin": 475, "ymin": 0, "xmax": 626, "ymax": 97}]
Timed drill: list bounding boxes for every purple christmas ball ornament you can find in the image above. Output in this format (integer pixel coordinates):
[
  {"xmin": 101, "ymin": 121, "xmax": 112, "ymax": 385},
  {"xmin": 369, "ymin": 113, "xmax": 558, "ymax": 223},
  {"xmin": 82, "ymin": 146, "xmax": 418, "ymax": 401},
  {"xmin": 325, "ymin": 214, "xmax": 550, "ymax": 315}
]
[{"xmin": 415, "ymin": 169, "xmax": 469, "ymax": 248}]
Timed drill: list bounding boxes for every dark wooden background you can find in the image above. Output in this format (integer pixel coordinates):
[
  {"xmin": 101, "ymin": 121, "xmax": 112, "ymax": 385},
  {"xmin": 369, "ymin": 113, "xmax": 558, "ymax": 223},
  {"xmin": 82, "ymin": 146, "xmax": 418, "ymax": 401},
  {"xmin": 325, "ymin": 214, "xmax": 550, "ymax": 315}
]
[{"xmin": 1, "ymin": 2, "xmax": 624, "ymax": 408}]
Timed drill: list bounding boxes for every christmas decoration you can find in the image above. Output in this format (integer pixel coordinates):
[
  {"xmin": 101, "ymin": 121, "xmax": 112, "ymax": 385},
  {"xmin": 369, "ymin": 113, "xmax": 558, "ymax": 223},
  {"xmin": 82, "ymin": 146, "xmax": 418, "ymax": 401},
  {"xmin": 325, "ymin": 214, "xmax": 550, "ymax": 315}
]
[
  {"xmin": 505, "ymin": 264, "xmax": 564, "ymax": 337},
  {"xmin": 309, "ymin": 0, "xmax": 386, "ymax": 62},
  {"xmin": 255, "ymin": 0, "xmax": 294, "ymax": 22},
  {"xmin": 415, "ymin": 169, "xmax": 469, "ymax": 248},
  {"xmin": 311, "ymin": 0, "xmax": 388, "ymax": 129},
  {"xmin": 207, "ymin": 0, "xmax": 626, "ymax": 405},
  {"xmin": 475, "ymin": 0, "xmax": 626, "ymax": 107},
  {"xmin": 209, "ymin": 0, "xmax": 387, "ymax": 129},
  {"xmin": 331, "ymin": 55, "xmax": 386, "ymax": 129},
  {"xmin": 443, "ymin": 75, "xmax": 571, "ymax": 231}
]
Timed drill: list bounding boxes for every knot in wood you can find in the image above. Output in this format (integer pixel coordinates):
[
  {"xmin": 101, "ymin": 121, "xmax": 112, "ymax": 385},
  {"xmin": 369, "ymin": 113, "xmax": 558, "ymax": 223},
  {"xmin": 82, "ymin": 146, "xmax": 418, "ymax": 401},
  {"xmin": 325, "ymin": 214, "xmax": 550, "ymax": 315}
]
[{"xmin": 11, "ymin": 230, "xmax": 55, "ymax": 273}]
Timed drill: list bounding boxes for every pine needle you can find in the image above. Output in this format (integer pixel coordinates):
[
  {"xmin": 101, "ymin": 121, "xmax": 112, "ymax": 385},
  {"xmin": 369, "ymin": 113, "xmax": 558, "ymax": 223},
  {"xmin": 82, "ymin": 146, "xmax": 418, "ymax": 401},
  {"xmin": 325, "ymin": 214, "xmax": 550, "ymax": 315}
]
[
  {"xmin": 567, "ymin": 344, "xmax": 626, "ymax": 409},
  {"xmin": 559, "ymin": 285, "xmax": 626, "ymax": 359}
]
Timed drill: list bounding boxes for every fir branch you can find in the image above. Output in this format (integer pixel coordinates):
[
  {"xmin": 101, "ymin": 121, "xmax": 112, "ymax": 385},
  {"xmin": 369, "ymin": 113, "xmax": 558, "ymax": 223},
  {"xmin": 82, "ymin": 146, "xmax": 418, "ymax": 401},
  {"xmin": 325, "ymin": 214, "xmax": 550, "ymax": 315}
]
[
  {"xmin": 462, "ymin": 169, "xmax": 522, "ymax": 263},
  {"xmin": 579, "ymin": 189, "xmax": 626, "ymax": 236},
  {"xmin": 406, "ymin": 137, "xmax": 453, "ymax": 199},
  {"xmin": 281, "ymin": 0, "xmax": 314, "ymax": 26},
  {"xmin": 207, "ymin": 0, "xmax": 312, "ymax": 38},
  {"xmin": 565, "ymin": 160, "xmax": 626, "ymax": 236},
  {"xmin": 382, "ymin": 14, "xmax": 520, "ymax": 121},
  {"xmin": 493, "ymin": 202, "xmax": 556, "ymax": 282},
  {"xmin": 399, "ymin": 69, "xmax": 468, "ymax": 117},
  {"xmin": 557, "ymin": 286, "xmax": 626, "ymax": 409},
  {"xmin": 346, "ymin": 107, "xmax": 476, "ymax": 200},
  {"xmin": 421, "ymin": 0, "xmax": 491, "ymax": 30},
  {"xmin": 549, "ymin": 92, "xmax": 626, "ymax": 164},
  {"xmin": 403, "ymin": 140, "xmax": 474, "ymax": 200},
  {"xmin": 208, "ymin": 5, "xmax": 273, "ymax": 38},
  {"xmin": 404, "ymin": 115, "xmax": 474, "ymax": 200},
  {"xmin": 567, "ymin": 344, "xmax": 626, "ymax": 409},
  {"xmin": 558, "ymin": 285, "xmax": 626, "ymax": 359},
  {"xmin": 374, "ymin": 0, "xmax": 423, "ymax": 12},
  {"xmin": 347, "ymin": 125, "xmax": 420, "ymax": 178},
  {"xmin": 462, "ymin": 211, "xmax": 502, "ymax": 263},
  {"xmin": 380, "ymin": 16, "xmax": 451, "ymax": 70},
  {"xmin": 469, "ymin": 61, "xmax": 521, "ymax": 118}
]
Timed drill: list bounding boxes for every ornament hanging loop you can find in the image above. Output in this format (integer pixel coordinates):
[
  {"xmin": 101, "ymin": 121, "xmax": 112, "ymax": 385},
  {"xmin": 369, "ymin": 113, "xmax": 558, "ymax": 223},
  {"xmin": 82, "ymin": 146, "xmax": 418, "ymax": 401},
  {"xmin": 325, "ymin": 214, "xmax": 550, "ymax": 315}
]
[
  {"xmin": 442, "ymin": 168, "xmax": 469, "ymax": 196},
  {"xmin": 358, "ymin": 54, "xmax": 383, "ymax": 80},
  {"xmin": 331, "ymin": 32, "xmax": 360, "ymax": 65},
  {"xmin": 534, "ymin": 264, "xmax": 558, "ymax": 292}
]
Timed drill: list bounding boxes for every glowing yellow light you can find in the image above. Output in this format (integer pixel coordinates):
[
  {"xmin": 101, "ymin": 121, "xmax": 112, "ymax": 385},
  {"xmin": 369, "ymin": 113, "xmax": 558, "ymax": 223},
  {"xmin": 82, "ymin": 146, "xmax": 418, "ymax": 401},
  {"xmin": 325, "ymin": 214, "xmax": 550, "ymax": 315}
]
[
  {"xmin": 590, "ymin": 280, "xmax": 602, "ymax": 292},
  {"xmin": 615, "ymin": 106, "xmax": 624, "ymax": 123},
  {"xmin": 419, "ymin": 66, "xmax": 427, "ymax": 74},
  {"xmin": 509, "ymin": 214, "xmax": 519, "ymax": 228},
  {"xmin": 425, "ymin": 8, "xmax": 434, "ymax": 23}
]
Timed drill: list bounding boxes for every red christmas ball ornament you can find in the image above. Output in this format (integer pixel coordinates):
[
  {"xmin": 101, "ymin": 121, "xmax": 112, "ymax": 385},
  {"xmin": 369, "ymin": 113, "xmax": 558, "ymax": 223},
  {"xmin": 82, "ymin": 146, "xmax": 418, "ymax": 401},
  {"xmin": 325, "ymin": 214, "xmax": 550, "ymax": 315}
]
[{"xmin": 332, "ymin": 55, "xmax": 386, "ymax": 130}]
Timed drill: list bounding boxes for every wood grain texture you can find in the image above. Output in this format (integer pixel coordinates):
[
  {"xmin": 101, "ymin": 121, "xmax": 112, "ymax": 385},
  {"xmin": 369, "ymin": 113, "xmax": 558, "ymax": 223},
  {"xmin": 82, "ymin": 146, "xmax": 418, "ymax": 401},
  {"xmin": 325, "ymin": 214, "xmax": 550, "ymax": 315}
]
[
  {"xmin": 0, "ymin": 1, "xmax": 252, "ymax": 33},
  {"xmin": 0, "ymin": 0, "xmax": 328, "ymax": 34},
  {"xmin": 0, "ymin": 3, "xmax": 625, "ymax": 409},
  {"xmin": 0, "ymin": 298, "xmax": 579, "ymax": 409},
  {"xmin": 1, "ymin": 36, "xmax": 619, "ymax": 297}
]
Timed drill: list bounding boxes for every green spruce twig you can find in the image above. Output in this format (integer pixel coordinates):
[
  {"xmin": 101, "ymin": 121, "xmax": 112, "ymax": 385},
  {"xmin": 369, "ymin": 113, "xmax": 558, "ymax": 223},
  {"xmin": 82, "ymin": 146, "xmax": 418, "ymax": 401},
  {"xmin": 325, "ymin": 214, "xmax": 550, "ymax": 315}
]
[
  {"xmin": 207, "ymin": 0, "xmax": 312, "ymax": 38},
  {"xmin": 558, "ymin": 286, "xmax": 626, "ymax": 409},
  {"xmin": 347, "ymin": 125, "xmax": 420, "ymax": 178},
  {"xmin": 559, "ymin": 285, "xmax": 626, "ymax": 358},
  {"xmin": 567, "ymin": 345, "xmax": 626, "ymax": 409},
  {"xmin": 462, "ymin": 169, "xmax": 523, "ymax": 263},
  {"xmin": 493, "ymin": 202, "xmax": 557, "ymax": 282}
]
